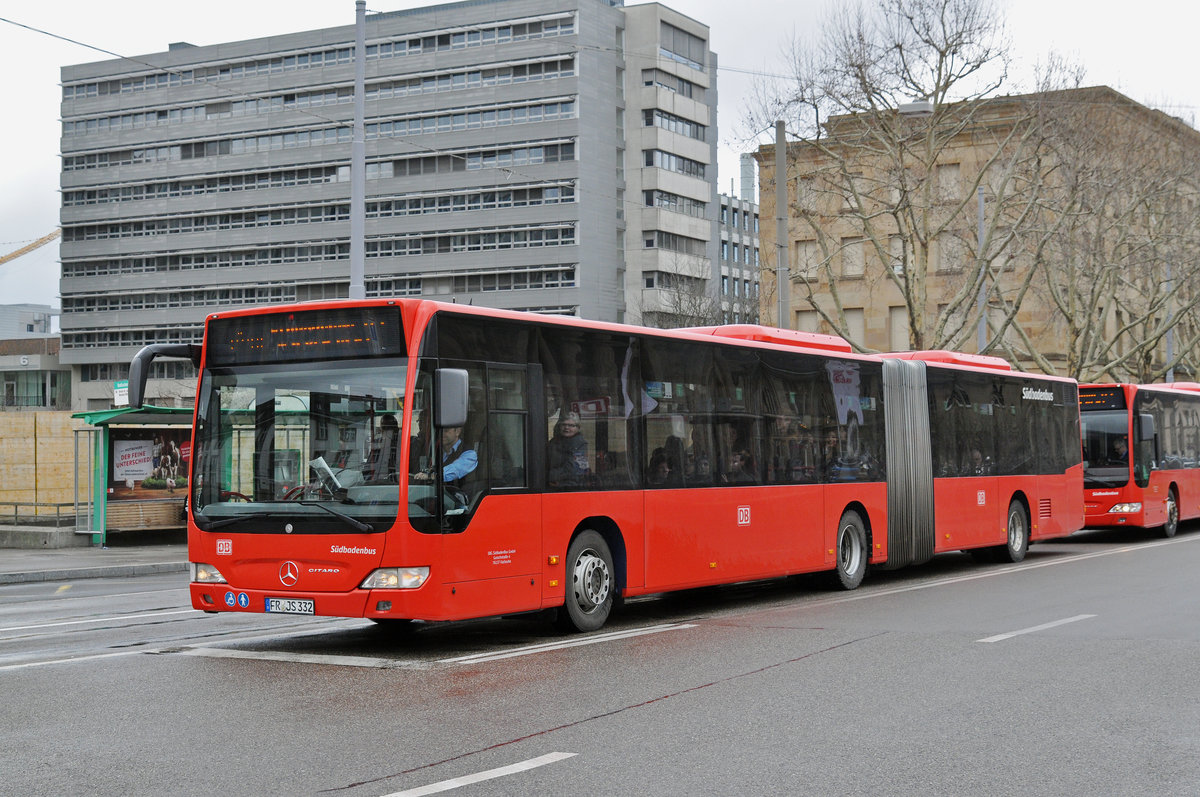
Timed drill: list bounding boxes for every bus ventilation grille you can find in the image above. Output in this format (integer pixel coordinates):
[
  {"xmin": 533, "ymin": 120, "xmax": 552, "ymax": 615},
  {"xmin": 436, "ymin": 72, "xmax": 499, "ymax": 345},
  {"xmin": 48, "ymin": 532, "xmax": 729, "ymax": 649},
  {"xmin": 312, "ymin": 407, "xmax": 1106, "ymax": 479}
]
[{"xmin": 1039, "ymin": 499, "xmax": 1053, "ymax": 519}]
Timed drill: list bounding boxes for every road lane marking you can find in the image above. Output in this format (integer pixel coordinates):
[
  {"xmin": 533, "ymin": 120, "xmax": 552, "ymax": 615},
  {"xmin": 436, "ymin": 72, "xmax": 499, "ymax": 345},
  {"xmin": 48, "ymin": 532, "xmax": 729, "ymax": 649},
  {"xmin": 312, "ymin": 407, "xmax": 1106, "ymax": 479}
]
[
  {"xmin": 178, "ymin": 647, "xmax": 416, "ymax": 669},
  {"xmin": 439, "ymin": 622, "xmax": 696, "ymax": 665},
  {"xmin": 977, "ymin": 613, "xmax": 1097, "ymax": 643},
  {"xmin": 0, "ymin": 608, "xmax": 194, "ymax": 634},
  {"xmin": 0, "ymin": 650, "xmax": 142, "ymax": 672},
  {"xmin": 381, "ymin": 752, "xmax": 576, "ymax": 797}
]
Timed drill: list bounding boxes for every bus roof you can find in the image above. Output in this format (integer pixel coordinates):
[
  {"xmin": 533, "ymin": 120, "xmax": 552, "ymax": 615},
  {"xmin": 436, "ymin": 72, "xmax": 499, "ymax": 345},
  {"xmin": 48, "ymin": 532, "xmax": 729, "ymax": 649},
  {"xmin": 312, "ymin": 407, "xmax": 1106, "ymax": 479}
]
[
  {"xmin": 1083, "ymin": 382, "xmax": 1200, "ymax": 395},
  {"xmin": 681, "ymin": 324, "xmax": 853, "ymax": 353},
  {"xmin": 879, "ymin": 350, "xmax": 1013, "ymax": 371}
]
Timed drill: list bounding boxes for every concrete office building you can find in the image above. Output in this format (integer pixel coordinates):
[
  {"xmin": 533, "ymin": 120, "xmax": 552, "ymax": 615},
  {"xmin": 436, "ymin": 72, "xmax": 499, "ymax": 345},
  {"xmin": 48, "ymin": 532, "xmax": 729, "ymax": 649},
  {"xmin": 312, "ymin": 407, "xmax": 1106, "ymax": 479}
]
[
  {"xmin": 58, "ymin": 0, "xmax": 718, "ymax": 409},
  {"xmin": 717, "ymin": 193, "xmax": 760, "ymax": 324}
]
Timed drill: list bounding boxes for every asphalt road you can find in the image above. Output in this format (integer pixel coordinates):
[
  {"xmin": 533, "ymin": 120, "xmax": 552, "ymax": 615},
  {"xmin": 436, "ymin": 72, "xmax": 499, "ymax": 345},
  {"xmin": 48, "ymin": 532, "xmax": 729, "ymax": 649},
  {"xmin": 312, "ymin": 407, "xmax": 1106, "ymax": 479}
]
[{"xmin": 3, "ymin": 524, "xmax": 1199, "ymax": 796}]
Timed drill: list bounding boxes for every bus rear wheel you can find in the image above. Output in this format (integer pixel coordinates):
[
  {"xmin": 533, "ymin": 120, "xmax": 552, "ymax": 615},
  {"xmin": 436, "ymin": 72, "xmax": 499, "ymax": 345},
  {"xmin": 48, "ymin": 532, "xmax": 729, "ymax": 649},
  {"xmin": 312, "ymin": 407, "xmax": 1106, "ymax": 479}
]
[
  {"xmin": 996, "ymin": 500, "xmax": 1028, "ymax": 563},
  {"xmin": 557, "ymin": 530, "xmax": 615, "ymax": 633},
  {"xmin": 832, "ymin": 510, "xmax": 868, "ymax": 590},
  {"xmin": 1162, "ymin": 488, "xmax": 1179, "ymax": 538}
]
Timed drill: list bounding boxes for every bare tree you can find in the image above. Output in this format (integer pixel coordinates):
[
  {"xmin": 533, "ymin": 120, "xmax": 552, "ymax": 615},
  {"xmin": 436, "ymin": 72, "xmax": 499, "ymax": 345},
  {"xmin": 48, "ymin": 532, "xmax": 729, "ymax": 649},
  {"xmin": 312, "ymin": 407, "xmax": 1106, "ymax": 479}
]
[
  {"xmin": 1024, "ymin": 91, "xmax": 1200, "ymax": 382},
  {"xmin": 746, "ymin": 0, "xmax": 1078, "ymax": 358}
]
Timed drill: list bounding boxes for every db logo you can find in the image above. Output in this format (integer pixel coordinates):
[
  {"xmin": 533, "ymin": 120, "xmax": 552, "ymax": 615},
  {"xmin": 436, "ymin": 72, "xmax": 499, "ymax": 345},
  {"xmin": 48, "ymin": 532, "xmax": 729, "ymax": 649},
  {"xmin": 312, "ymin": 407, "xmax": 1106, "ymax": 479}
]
[
  {"xmin": 977, "ymin": 491, "xmax": 986, "ymax": 506},
  {"xmin": 216, "ymin": 539, "xmax": 233, "ymax": 555},
  {"xmin": 737, "ymin": 506, "xmax": 751, "ymax": 526}
]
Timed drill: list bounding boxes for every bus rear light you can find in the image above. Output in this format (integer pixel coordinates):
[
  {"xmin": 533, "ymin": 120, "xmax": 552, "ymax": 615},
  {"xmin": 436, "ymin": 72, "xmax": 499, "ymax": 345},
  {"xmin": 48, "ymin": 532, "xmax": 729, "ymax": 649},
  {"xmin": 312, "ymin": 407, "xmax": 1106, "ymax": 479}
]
[
  {"xmin": 1108, "ymin": 503, "xmax": 1142, "ymax": 514},
  {"xmin": 190, "ymin": 563, "xmax": 227, "ymax": 584},
  {"xmin": 361, "ymin": 567, "xmax": 429, "ymax": 590}
]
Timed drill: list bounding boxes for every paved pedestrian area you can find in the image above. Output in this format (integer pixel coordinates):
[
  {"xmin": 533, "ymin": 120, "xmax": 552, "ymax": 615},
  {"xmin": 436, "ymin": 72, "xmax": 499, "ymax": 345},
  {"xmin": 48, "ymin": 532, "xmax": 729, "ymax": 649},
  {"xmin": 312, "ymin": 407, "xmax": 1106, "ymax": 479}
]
[{"xmin": 0, "ymin": 527, "xmax": 188, "ymax": 585}]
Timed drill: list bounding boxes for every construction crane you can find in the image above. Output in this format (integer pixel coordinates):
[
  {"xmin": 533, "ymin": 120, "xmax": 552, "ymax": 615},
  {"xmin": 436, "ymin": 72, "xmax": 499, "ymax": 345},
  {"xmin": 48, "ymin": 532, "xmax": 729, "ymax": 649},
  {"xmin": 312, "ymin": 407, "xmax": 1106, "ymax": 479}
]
[{"xmin": 0, "ymin": 229, "xmax": 61, "ymax": 266}]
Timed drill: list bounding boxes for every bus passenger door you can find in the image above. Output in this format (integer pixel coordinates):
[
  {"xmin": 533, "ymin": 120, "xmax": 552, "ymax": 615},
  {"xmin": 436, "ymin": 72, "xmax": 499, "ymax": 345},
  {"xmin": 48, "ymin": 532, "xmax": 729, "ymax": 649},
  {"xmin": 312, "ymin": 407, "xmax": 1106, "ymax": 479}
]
[{"xmin": 431, "ymin": 362, "xmax": 544, "ymax": 618}]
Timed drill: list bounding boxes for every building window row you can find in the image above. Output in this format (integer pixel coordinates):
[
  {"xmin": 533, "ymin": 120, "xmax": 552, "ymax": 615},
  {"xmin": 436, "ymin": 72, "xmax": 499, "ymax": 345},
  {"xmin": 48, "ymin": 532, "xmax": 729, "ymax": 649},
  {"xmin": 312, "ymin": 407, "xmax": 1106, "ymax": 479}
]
[
  {"xmin": 366, "ymin": 98, "xmax": 576, "ymax": 140},
  {"xmin": 367, "ymin": 224, "xmax": 576, "ymax": 257},
  {"xmin": 643, "ymin": 108, "xmax": 706, "ymax": 141},
  {"xmin": 642, "ymin": 68, "xmax": 702, "ymax": 100},
  {"xmin": 721, "ymin": 275, "xmax": 759, "ymax": 299},
  {"xmin": 644, "ymin": 189, "xmax": 707, "ymax": 218},
  {"xmin": 659, "ymin": 22, "xmax": 707, "ymax": 71},
  {"xmin": 366, "ymin": 15, "xmax": 575, "ymax": 61},
  {"xmin": 452, "ymin": 265, "xmax": 576, "ymax": 293},
  {"xmin": 63, "ymin": 140, "xmax": 574, "ymax": 207},
  {"xmin": 720, "ymin": 204, "xmax": 759, "ymax": 232},
  {"xmin": 64, "ymin": 98, "xmax": 576, "ymax": 172},
  {"xmin": 65, "ymin": 326, "xmax": 204, "ymax": 350},
  {"xmin": 63, "ymin": 285, "xmax": 295, "ymax": 313},
  {"xmin": 63, "ymin": 58, "xmax": 576, "ymax": 137},
  {"xmin": 365, "ymin": 278, "xmax": 422, "ymax": 298},
  {"xmin": 721, "ymin": 241, "xmax": 759, "ymax": 265},
  {"xmin": 62, "ymin": 243, "xmax": 349, "ymax": 279},
  {"xmin": 63, "ymin": 183, "xmax": 576, "ymax": 242},
  {"xmin": 644, "ymin": 149, "xmax": 706, "ymax": 179},
  {"xmin": 63, "ymin": 164, "xmax": 343, "ymax": 206},
  {"xmin": 371, "ymin": 182, "xmax": 576, "ymax": 217},
  {"xmin": 644, "ymin": 230, "xmax": 707, "ymax": 257},
  {"xmin": 62, "ymin": 14, "xmax": 576, "ymax": 100}
]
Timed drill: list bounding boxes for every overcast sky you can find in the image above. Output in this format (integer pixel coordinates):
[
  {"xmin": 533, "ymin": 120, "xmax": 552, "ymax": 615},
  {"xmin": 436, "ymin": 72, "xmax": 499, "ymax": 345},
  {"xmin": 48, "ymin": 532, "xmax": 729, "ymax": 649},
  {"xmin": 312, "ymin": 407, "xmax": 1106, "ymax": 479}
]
[{"xmin": 2, "ymin": 0, "xmax": 1197, "ymax": 312}]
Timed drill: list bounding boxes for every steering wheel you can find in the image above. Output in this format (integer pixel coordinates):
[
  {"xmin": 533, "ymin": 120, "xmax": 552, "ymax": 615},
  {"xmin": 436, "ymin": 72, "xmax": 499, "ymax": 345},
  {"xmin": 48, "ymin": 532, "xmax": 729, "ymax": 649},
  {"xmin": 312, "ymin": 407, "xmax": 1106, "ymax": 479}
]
[{"xmin": 220, "ymin": 490, "xmax": 252, "ymax": 502}]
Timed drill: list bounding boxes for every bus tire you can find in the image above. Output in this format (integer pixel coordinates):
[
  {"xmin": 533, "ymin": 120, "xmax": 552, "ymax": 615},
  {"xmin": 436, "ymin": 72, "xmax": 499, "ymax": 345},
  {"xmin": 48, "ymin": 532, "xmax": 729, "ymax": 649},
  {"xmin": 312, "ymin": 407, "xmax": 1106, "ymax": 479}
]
[
  {"xmin": 1162, "ymin": 488, "xmax": 1179, "ymax": 538},
  {"xmin": 832, "ymin": 510, "xmax": 868, "ymax": 590},
  {"xmin": 997, "ymin": 500, "xmax": 1029, "ymax": 563},
  {"xmin": 557, "ymin": 530, "xmax": 615, "ymax": 633}
]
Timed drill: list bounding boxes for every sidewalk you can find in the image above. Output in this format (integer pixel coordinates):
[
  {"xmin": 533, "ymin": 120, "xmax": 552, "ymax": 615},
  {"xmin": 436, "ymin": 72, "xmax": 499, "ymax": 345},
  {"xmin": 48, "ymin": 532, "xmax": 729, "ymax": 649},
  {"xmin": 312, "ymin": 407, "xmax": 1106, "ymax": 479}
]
[{"xmin": 0, "ymin": 526, "xmax": 189, "ymax": 585}]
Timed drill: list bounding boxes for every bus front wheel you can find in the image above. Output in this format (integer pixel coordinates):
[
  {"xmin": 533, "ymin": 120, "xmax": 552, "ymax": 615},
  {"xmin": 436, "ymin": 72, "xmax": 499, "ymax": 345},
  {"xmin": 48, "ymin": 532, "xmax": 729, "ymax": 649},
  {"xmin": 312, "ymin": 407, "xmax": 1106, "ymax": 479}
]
[
  {"xmin": 997, "ymin": 500, "xmax": 1029, "ymax": 563},
  {"xmin": 557, "ymin": 530, "xmax": 615, "ymax": 633},
  {"xmin": 832, "ymin": 510, "xmax": 868, "ymax": 590},
  {"xmin": 1162, "ymin": 488, "xmax": 1179, "ymax": 538}
]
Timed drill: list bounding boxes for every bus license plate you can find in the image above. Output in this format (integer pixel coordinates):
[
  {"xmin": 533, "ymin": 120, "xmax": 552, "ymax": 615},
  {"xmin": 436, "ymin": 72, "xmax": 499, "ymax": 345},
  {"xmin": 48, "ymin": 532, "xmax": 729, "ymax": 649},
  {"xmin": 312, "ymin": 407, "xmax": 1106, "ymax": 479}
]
[{"xmin": 265, "ymin": 597, "xmax": 314, "ymax": 615}]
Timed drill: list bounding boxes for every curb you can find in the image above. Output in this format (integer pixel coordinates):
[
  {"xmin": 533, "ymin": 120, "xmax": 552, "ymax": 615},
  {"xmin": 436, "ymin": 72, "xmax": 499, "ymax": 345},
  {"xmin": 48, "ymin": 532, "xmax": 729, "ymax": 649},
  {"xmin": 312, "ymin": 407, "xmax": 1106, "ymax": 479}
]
[{"xmin": 0, "ymin": 562, "xmax": 189, "ymax": 585}]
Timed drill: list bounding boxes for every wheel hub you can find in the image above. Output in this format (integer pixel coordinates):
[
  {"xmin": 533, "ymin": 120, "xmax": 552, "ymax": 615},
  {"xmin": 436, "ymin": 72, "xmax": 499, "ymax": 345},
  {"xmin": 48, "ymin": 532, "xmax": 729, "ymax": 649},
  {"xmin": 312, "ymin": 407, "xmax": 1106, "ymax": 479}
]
[{"xmin": 572, "ymin": 551, "xmax": 610, "ymax": 610}]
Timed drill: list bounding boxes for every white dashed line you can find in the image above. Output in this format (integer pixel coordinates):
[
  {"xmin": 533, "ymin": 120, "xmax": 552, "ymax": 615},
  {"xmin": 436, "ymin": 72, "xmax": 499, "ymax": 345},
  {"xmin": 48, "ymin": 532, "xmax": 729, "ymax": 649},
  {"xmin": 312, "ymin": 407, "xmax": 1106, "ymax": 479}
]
[
  {"xmin": 977, "ymin": 613, "xmax": 1097, "ymax": 643},
  {"xmin": 381, "ymin": 752, "xmax": 576, "ymax": 796}
]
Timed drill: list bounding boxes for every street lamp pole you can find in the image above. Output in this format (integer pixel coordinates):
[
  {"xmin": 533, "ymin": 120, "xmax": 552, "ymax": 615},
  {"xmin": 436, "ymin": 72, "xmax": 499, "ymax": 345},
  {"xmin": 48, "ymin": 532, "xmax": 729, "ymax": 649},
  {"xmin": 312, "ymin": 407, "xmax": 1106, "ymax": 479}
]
[
  {"xmin": 775, "ymin": 121, "xmax": 790, "ymax": 329},
  {"xmin": 975, "ymin": 185, "xmax": 986, "ymax": 353},
  {"xmin": 349, "ymin": 0, "xmax": 367, "ymax": 300}
]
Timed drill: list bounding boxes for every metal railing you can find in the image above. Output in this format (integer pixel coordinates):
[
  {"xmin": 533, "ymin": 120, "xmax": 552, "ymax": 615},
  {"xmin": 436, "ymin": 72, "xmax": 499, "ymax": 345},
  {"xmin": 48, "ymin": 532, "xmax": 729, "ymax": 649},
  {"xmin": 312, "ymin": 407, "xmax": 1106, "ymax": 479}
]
[{"xmin": 0, "ymin": 502, "xmax": 80, "ymax": 528}]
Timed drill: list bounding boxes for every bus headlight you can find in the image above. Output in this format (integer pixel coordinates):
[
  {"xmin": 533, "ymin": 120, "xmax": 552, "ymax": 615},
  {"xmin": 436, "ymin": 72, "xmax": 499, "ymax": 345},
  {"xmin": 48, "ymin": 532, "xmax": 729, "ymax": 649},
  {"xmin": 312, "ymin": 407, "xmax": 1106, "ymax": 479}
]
[
  {"xmin": 190, "ymin": 563, "xmax": 227, "ymax": 583},
  {"xmin": 1108, "ymin": 503, "xmax": 1142, "ymax": 514},
  {"xmin": 361, "ymin": 567, "xmax": 430, "ymax": 590}
]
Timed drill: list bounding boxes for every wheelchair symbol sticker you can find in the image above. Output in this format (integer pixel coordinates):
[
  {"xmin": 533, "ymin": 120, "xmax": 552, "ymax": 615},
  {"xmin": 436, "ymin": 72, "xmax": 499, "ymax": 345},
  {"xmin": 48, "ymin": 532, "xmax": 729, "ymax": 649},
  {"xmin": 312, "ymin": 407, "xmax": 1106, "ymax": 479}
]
[{"xmin": 224, "ymin": 592, "xmax": 236, "ymax": 607}]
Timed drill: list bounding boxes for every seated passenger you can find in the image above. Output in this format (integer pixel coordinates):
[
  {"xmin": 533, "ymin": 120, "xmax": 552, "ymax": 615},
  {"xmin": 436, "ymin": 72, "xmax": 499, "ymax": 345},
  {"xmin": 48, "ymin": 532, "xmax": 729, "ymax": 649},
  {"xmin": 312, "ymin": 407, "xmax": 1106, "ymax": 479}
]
[
  {"xmin": 646, "ymin": 451, "xmax": 673, "ymax": 486},
  {"xmin": 725, "ymin": 449, "xmax": 758, "ymax": 484},
  {"xmin": 548, "ymin": 413, "xmax": 590, "ymax": 487}
]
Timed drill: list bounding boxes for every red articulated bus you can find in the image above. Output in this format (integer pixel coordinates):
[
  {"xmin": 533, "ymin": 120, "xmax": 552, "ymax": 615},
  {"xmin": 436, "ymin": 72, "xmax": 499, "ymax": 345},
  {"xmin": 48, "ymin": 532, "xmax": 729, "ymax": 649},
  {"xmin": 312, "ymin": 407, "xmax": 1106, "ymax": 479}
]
[
  {"xmin": 128, "ymin": 300, "xmax": 1083, "ymax": 632},
  {"xmin": 1079, "ymin": 382, "xmax": 1200, "ymax": 537}
]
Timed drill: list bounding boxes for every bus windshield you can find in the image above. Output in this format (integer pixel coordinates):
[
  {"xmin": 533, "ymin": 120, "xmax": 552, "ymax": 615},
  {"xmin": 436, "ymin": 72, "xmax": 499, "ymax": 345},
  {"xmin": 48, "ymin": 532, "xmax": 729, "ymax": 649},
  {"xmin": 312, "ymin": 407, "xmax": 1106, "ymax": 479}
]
[
  {"xmin": 190, "ymin": 358, "xmax": 409, "ymax": 533},
  {"xmin": 1080, "ymin": 409, "xmax": 1130, "ymax": 488}
]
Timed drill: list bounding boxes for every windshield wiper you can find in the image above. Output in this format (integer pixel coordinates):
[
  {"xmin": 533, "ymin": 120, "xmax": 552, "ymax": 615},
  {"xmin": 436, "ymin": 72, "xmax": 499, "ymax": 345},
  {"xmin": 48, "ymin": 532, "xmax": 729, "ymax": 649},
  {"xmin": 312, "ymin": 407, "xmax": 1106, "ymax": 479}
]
[
  {"xmin": 296, "ymin": 501, "xmax": 374, "ymax": 533},
  {"xmin": 196, "ymin": 511, "xmax": 287, "ymax": 530}
]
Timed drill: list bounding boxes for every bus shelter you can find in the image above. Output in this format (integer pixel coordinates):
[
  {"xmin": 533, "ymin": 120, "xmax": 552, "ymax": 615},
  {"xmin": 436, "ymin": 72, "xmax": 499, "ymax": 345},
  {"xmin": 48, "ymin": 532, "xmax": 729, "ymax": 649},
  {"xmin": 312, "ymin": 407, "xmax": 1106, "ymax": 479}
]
[{"xmin": 73, "ymin": 406, "xmax": 193, "ymax": 545}]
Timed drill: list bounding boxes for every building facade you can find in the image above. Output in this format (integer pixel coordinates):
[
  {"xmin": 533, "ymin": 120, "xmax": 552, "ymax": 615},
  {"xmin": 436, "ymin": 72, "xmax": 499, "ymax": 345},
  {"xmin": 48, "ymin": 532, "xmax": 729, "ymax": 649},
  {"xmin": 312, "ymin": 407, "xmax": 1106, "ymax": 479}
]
[
  {"xmin": 717, "ymin": 193, "xmax": 759, "ymax": 324},
  {"xmin": 59, "ymin": 0, "xmax": 718, "ymax": 409},
  {"xmin": 756, "ymin": 86, "xmax": 1200, "ymax": 381}
]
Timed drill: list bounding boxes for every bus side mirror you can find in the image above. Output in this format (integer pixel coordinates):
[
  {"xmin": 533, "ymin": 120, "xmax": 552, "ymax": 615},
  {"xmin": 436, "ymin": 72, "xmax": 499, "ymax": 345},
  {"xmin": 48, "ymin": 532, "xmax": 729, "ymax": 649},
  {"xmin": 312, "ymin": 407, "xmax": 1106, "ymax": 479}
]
[
  {"xmin": 128, "ymin": 343, "xmax": 201, "ymax": 408},
  {"xmin": 434, "ymin": 368, "xmax": 469, "ymax": 429},
  {"xmin": 1137, "ymin": 413, "xmax": 1156, "ymax": 442}
]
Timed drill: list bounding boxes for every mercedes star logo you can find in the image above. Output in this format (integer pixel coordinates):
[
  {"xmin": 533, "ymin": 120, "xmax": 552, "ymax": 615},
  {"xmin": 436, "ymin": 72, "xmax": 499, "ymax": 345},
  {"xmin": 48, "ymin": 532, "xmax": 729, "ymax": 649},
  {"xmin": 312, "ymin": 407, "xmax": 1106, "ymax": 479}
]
[{"xmin": 279, "ymin": 560, "xmax": 299, "ymax": 587}]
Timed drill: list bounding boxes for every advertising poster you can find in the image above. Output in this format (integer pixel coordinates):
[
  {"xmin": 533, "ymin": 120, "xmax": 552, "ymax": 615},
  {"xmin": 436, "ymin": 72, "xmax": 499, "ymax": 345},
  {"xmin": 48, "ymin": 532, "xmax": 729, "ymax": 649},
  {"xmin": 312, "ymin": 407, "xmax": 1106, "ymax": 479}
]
[{"xmin": 108, "ymin": 427, "xmax": 191, "ymax": 501}]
